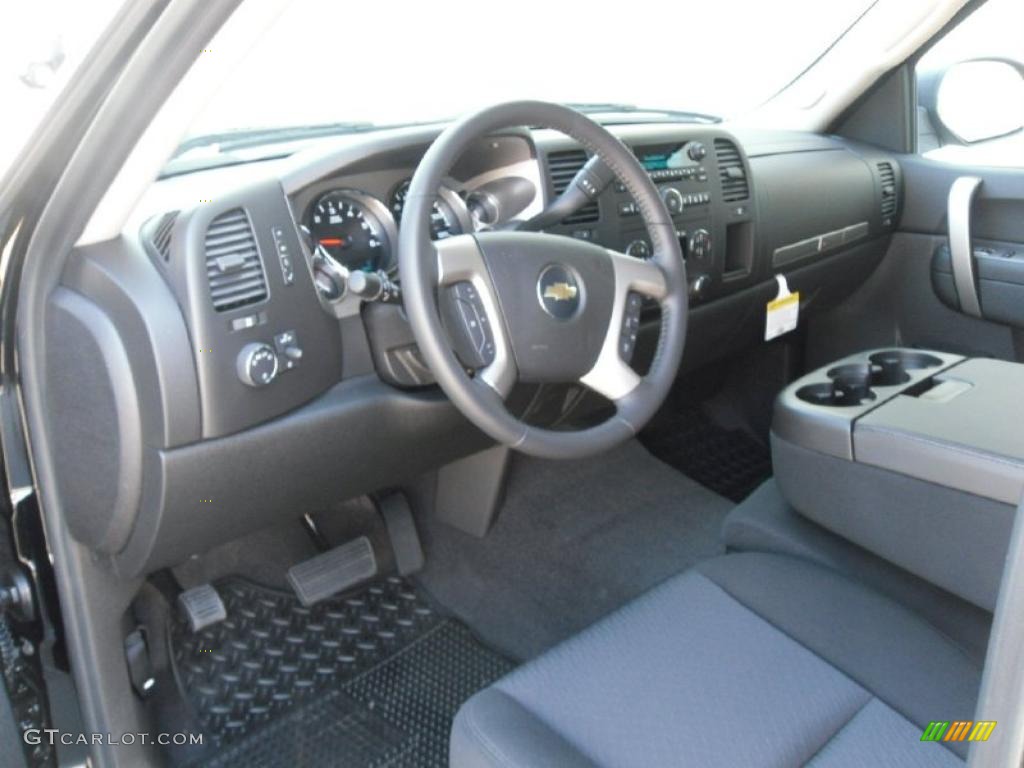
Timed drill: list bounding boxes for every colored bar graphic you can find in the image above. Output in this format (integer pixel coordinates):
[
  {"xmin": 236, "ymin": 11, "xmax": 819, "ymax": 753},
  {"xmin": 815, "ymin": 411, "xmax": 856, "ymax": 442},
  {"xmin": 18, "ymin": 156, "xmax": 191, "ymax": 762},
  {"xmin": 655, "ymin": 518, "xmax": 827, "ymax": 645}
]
[
  {"xmin": 922, "ymin": 720, "xmax": 997, "ymax": 742},
  {"xmin": 969, "ymin": 722, "xmax": 998, "ymax": 742},
  {"xmin": 921, "ymin": 722, "xmax": 950, "ymax": 742},
  {"xmin": 944, "ymin": 721, "xmax": 972, "ymax": 741}
]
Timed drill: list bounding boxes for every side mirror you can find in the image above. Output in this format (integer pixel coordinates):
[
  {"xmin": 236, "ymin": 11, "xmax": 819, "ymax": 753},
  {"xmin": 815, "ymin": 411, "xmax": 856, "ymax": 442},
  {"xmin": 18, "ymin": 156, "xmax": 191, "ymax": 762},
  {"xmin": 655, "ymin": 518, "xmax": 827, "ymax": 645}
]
[{"xmin": 936, "ymin": 59, "xmax": 1024, "ymax": 144}]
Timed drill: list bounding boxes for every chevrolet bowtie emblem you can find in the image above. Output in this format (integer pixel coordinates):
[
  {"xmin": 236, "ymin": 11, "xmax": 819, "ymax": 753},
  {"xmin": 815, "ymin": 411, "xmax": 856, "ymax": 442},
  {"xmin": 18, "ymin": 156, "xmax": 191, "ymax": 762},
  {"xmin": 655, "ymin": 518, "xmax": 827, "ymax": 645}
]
[{"xmin": 543, "ymin": 282, "xmax": 578, "ymax": 302}]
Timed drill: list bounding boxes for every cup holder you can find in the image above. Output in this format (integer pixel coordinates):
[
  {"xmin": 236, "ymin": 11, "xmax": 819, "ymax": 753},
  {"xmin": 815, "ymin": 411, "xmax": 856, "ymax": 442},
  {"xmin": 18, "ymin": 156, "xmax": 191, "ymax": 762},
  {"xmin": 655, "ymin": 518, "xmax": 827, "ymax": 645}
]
[
  {"xmin": 797, "ymin": 364, "xmax": 877, "ymax": 407},
  {"xmin": 868, "ymin": 350, "xmax": 943, "ymax": 372},
  {"xmin": 797, "ymin": 350, "xmax": 944, "ymax": 407}
]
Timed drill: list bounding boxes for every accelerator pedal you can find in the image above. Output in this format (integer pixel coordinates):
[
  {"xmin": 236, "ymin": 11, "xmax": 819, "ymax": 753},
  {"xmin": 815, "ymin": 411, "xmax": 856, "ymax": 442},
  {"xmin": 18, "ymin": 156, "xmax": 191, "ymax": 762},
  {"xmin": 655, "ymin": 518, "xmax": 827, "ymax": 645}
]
[
  {"xmin": 378, "ymin": 492, "xmax": 425, "ymax": 576},
  {"xmin": 287, "ymin": 536, "xmax": 378, "ymax": 607},
  {"xmin": 177, "ymin": 584, "xmax": 227, "ymax": 633}
]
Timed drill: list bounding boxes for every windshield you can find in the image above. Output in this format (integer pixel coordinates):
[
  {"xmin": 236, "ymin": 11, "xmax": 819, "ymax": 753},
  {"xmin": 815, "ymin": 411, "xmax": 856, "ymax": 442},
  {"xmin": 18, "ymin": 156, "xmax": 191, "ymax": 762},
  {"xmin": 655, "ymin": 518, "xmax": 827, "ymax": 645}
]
[
  {"xmin": 181, "ymin": 0, "xmax": 876, "ymax": 153},
  {"xmin": 0, "ymin": 0, "xmax": 124, "ymax": 178}
]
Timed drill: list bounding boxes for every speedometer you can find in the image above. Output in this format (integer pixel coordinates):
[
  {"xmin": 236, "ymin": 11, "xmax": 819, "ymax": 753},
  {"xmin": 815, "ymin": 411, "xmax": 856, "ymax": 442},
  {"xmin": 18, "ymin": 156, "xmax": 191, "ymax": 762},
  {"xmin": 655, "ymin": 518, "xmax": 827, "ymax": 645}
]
[
  {"xmin": 307, "ymin": 190, "xmax": 392, "ymax": 272},
  {"xmin": 389, "ymin": 179, "xmax": 463, "ymax": 240}
]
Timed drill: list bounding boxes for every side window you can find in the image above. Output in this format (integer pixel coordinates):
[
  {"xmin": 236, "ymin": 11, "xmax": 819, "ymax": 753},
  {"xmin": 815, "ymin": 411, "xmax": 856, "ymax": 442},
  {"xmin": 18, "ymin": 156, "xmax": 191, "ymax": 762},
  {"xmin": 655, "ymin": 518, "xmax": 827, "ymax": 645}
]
[{"xmin": 916, "ymin": 0, "xmax": 1024, "ymax": 167}]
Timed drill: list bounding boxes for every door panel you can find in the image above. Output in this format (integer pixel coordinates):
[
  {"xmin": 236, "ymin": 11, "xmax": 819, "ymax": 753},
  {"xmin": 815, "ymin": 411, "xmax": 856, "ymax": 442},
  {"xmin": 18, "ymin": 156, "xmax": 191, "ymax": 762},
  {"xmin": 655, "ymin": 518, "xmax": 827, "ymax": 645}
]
[
  {"xmin": 899, "ymin": 156, "xmax": 1024, "ymax": 240},
  {"xmin": 806, "ymin": 155, "xmax": 1024, "ymax": 366}
]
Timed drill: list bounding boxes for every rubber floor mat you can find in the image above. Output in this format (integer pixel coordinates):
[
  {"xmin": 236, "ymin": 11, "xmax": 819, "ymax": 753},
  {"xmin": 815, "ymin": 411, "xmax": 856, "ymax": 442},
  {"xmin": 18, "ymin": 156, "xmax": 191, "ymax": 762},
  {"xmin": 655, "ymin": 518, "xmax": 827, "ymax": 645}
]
[
  {"xmin": 169, "ymin": 576, "xmax": 512, "ymax": 767},
  {"xmin": 640, "ymin": 407, "xmax": 772, "ymax": 502}
]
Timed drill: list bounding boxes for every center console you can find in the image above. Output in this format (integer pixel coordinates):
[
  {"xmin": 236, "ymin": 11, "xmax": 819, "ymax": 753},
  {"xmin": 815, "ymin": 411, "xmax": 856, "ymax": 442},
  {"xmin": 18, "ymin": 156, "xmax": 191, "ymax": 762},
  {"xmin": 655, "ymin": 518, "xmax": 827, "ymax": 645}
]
[{"xmin": 772, "ymin": 348, "xmax": 1024, "ymax": 611}]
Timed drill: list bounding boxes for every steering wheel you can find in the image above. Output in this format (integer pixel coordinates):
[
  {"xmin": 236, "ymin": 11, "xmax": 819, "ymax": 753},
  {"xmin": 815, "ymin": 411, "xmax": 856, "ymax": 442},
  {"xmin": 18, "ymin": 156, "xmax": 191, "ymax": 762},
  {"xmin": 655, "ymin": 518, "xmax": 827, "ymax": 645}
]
[{"xmin": 399, "ymin": 101, "xmax": 688, "ymax": 459}]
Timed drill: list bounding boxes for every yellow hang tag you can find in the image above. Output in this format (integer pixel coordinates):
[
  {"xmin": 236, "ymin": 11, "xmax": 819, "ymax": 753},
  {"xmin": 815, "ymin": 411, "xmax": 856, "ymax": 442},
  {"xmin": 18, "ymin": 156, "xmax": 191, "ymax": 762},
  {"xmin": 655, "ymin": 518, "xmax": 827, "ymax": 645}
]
[{"xmin": 766, "ymin": 275, "xmax": 799, "ymax": 341}]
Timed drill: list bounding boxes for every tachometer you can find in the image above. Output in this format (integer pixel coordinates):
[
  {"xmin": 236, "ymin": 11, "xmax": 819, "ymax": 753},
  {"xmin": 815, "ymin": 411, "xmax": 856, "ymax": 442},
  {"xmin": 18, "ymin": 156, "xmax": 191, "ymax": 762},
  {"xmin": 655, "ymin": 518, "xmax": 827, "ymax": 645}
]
[
  {"xmin": 307, "ymin": 190, "xmax": 392, "ymax": 272},
  {"xmin": 389, "ymin": 179, "xmax": 463, "ymax": 240}
]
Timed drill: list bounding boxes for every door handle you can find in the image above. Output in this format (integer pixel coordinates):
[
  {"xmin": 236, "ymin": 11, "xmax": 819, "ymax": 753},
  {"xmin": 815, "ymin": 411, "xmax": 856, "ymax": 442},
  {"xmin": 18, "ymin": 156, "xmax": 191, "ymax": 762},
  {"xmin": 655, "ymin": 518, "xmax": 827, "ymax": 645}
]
[{"xmin": 947, "ymin": 176, "xmax": 983, "ymax": 318}]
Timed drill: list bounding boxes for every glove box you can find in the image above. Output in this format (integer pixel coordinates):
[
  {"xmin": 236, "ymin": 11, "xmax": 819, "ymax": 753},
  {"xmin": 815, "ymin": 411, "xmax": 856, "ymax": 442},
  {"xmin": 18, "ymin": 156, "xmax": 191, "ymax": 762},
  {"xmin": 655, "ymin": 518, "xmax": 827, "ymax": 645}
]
[{"xmin": 772, "ymin": 349, "xmax": 1024, "ymax": 611}]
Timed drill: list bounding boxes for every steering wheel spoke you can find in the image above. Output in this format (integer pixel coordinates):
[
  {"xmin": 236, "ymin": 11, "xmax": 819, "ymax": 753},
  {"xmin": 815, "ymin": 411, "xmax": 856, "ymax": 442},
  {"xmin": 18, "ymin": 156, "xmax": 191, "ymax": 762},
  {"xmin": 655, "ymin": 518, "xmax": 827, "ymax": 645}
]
[
  {"xmin": 578, "ymin": 249, "xmax": 668, "ymax": 401},
  {"xmin": 435, "ymin": 235, "xmax": 517, "ymax": 398},
  {"xmin": 606, "ymin": 248, "xmax": 669, "ymax": 301}
]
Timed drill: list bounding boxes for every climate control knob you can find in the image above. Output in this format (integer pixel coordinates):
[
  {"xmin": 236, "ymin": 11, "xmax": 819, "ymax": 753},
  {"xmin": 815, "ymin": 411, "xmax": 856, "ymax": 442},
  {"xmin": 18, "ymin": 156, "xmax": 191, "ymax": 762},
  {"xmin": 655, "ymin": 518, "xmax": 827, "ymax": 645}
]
[
  {"xmin": 660, "ymin": 187, "xmax": 684, "ymax": 216},
  {"xmin": 625, "ymin": 239, "xmax": 651, "ymax": 259},
  {"xmin": 236, "ymin": 342, "xmax": 279, "ymax": 388},
  {"xmin": 688, "ymin": 228, "xmax": 712, "ymax": 261}
]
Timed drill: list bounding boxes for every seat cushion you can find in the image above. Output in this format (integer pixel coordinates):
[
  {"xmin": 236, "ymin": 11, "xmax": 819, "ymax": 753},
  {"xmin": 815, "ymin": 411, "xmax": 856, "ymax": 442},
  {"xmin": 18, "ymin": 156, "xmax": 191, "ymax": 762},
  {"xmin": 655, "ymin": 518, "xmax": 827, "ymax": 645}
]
[{"xmin": 450, "ymin": 552, "xmax": 983, "ymax": 767}]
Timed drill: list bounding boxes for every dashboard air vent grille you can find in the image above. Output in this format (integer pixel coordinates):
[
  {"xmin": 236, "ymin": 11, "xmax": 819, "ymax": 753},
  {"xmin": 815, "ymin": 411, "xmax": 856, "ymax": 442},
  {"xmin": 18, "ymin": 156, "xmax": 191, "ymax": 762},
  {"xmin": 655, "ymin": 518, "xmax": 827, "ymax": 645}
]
[
  {"xmin": 878, "ymin": 162, "xmax": 897, "ymax": 219},
  {"xmin": 547, "ymin": 149, "xmax": 599, "ymax": 225},
  {"xmin": 204, "ymin": 208, "xmax": 268, "ymax": 312},
  {"xmin": 714, "ymin": 139, "xmax": 749, "ymax": 202},
  {"xmin": 149, "ymin": 210, "xmax": 178, "ymax": 262}
]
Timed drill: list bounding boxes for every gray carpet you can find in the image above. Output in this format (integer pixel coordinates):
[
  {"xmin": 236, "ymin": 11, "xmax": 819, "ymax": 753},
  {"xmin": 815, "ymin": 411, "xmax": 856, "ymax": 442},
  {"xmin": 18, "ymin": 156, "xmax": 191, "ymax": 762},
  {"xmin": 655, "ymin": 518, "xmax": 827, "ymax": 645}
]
[{"xmin": 415, "ymin": 440, "xmax": 734, "ymax": 660}]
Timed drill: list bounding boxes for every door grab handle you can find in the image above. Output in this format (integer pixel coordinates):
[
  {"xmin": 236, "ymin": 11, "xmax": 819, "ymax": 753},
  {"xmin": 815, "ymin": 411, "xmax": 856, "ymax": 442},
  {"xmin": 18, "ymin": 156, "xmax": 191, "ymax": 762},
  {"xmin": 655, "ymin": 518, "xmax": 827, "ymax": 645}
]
[{"xmin": 947, "ymin": 176, "xmax": 983, "ymax": 318}]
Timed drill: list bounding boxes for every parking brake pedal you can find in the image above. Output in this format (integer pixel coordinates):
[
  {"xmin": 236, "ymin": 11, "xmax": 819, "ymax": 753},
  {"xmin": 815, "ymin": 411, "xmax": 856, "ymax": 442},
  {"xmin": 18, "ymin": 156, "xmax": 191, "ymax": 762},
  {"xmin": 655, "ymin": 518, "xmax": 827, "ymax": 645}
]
[
  {"xmin": 287, "ymin": 536, "xmax": 378, "ymax": 607},
  {"xmin": 178, "ymin": 584, "xmax": 227, "ymax": 632}
]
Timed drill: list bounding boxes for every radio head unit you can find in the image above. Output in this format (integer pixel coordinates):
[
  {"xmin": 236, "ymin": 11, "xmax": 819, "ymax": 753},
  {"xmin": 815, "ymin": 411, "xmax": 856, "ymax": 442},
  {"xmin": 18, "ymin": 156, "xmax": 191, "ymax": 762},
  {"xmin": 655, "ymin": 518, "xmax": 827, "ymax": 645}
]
[{"xmin": 634, "ymin": 141, "xmax": 708, "ymax": 182}]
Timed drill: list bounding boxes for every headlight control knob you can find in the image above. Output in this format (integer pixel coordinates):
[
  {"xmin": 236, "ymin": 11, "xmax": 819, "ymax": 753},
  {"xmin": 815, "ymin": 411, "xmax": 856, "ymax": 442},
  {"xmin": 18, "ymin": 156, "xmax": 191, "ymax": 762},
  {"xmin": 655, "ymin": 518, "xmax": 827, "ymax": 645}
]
[{"xmin": 236, "ymin": 342, "xmax": 278, "ymax": 388}]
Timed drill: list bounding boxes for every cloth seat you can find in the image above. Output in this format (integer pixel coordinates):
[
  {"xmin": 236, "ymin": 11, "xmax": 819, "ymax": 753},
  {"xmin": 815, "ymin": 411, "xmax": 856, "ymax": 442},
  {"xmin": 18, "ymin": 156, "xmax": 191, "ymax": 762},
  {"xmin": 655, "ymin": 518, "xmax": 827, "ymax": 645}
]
[{"xmin": 450, "ymin": 552, "xmax": 983, "ymax": 767}]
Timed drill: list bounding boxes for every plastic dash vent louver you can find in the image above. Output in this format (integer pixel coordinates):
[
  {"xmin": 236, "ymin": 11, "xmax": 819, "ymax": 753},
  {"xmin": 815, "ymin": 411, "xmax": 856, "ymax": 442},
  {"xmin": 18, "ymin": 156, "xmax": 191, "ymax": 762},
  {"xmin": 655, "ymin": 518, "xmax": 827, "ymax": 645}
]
[
  {"xmin": 149, "ymin": 210, "xmax": 178, "ymax": 262},
  {"xmin": 714, "ymin": 139, "xmax": 749, "ymax": 202},
  {"xmin": 547, "ymin": 149, "xmax": 600, "ymax": 225},
  {"xmin": 877, "ymin": 162, "xmax": 897, "ymax": 218},
  {"xmin": 204, "ymin": 208, "xmax": 268, "ymax": 312}
]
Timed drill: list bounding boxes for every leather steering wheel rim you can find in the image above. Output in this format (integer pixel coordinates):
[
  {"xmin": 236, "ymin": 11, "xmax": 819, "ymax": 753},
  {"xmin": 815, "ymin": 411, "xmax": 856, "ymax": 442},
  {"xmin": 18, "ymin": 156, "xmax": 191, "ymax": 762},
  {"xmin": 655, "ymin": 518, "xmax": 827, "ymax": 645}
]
[{"xmin": 399, "ymin": 101, "xmax": 688, "ymax": 459}]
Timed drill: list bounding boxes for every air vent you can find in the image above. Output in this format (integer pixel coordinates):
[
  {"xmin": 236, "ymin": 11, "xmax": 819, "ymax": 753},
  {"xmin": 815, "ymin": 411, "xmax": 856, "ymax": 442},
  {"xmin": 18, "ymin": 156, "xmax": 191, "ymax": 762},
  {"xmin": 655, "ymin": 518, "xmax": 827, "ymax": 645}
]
[
  {"xmin": 204, "ymin": 208, "xmax": 268, "ymax": 312},
  {"xmin": 547, "ymin": 149, "xmax": 599, "ymax": 225},
  {"xmin": 877, "ymin": 162, "xmax": 897, "ymax": 219},
  {"xmin": 142, "ymin": 210, "xmax": 179, "ymax": 262},
  {"xmin": 714, "ymin": 139, "xmax": 749, "ymax": 202}
]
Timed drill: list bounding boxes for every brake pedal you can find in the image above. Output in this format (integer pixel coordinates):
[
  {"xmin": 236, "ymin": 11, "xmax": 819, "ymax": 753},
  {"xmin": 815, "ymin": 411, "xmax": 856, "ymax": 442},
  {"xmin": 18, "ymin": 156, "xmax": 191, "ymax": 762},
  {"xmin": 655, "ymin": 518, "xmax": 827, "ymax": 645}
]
[
  {"xmin": 287, "ymin": 536, "xmax": 378, "ymax": 607},
  {"xmin": 177, "ymin": 584, "xmax": 227, "ymax": 632}
]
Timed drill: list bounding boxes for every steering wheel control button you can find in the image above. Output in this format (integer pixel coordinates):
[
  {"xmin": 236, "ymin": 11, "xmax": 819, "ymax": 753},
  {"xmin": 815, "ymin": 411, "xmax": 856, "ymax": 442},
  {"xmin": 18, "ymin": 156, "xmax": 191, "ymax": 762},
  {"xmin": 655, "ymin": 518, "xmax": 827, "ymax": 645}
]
[
  {"xmin": 443, "ymin": 282, "xmax": 496, "ymax": 368},
  {"xmin": 273, "ymin": 330, "xmax": 303, "ymax": 371},
  {"xmin": 236, "ymin": 342, "xmax": 279, "ymax": 387},
  {"xmin": 537, "ymin": 265, "xmax": 582, "ymax": 320},
  {"xmin": 619, "ymin": 292, "xmax": 644, "ymax": 362}
]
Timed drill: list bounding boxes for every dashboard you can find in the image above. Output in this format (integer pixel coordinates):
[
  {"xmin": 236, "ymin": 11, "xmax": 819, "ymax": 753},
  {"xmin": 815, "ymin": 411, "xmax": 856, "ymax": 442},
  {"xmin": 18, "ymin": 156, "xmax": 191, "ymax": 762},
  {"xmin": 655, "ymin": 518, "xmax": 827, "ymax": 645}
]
[{"xmin": 48, "ymin": 119, "xmax": 902, "ymax": 574}]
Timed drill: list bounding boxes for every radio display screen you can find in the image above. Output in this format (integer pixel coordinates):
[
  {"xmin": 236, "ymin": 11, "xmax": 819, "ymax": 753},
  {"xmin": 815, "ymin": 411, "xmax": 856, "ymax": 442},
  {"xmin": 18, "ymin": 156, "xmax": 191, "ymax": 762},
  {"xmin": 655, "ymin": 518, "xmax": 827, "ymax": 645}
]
[{"xmin": 637, "ymin": 143, "xmax": 688, "ymax": 172}]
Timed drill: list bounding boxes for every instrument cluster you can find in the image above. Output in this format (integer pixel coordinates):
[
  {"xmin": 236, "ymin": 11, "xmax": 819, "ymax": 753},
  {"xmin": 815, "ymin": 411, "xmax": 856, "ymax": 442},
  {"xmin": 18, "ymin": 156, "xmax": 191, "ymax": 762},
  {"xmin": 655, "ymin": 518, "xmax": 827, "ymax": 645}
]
[{"xmin": 305, "ymin": 180, "xmax": 471, "ymax": 273}]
